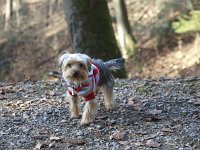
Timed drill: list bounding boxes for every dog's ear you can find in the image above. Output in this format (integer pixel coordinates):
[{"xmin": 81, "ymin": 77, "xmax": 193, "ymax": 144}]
[
  {"xmin": 80, "ymin": 54, "xmax": 92, "ymax": 71},
  {"xmin": 87, "ymin": 58, "xmax": 92, "ymax": 71},
  {"xmin": 58, "ymin": 51, "xmax": 70, "ymax": 70}
]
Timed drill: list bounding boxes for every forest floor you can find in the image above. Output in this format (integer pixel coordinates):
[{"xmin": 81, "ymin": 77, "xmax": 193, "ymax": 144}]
[
  {"xmin": 127, "ymin": 34, "xmax": 200, "ymax": 79},
  {"xmin": 0, "ymin": 78, "xmax": 200, "ymax": 149}
]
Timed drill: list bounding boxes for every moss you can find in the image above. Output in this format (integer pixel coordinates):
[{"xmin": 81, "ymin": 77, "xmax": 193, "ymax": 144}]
[
  {"xmin": 172, "ymin": 11, "xmax": 200, "ymax": 34},
  {"xmin": 65, "ymin": 0, "xmax": 126, "ymax": 78},
  {"xmin": 124, "ymin": 32, "xmax": 136, "ymax": 58},
  {"xmin": 136, "ymin": 86, "xmax": 151, "ymax": 94},
  {"xmin": 71, "ymin": 0, "xmax": 121, "ymax": 60}
]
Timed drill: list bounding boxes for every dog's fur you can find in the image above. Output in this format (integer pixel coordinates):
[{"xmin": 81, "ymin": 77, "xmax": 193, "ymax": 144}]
[{"xmin": 58, "ymin": 52, "xmax": 124, "ymax": 125}]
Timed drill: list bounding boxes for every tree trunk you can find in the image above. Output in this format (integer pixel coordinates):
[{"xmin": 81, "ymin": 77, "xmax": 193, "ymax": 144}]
[
  {"xmin": 4, "ymin": 0, "xmax": 13, "ymax": 31},
  {"xmin": 191, "ymin": 0, "xmax": 200, "ymax": 10},
  {"xmin": 63, "ymin": 0, "xmax": 121, "ymax": 61},
  {"xmin": 49, "ymin": 0, "xmax": 55, "ymax": 16},
  {"xmin": 16, "ymin": 0, "xmax": 21, "ymax": 29},
  {"xmin": 114, "ymin": 0, "xmax": 137, "ymax": 60}
]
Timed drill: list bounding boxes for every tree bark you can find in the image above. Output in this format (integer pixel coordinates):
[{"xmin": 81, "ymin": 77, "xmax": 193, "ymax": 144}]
[
  {"xmin": 114, "ymin": 0, "xmax": 137, "ymax": 60},
  {"xmin": 63, "ymin": 0, "xmax": 122, "ymax": 61},
  {"xmin": 16, "ymin": 0, "xmax": 21, "ymax": 29}
]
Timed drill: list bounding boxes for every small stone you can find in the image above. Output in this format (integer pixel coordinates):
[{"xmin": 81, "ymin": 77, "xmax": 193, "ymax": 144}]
[
  {"xmin": 50, "ymin": 136, "xmax": 62, "ymax": 142},
  {"xmin": 76, "ymin": 131, "xmax": 84, "ymax": 136},
  {"xmin": 124, "ymin": 145, "xmax": 132, "ymax": 150},
  {"xmin": 43, "ymin": 116, "xmax": 48, "ymax": 121},
  {"xmin": 134, "ymin": 142, "xmax": 144, "ymax": 147},
  {"xmin": 96, "ymin": 125, "xmax": 102, "ymax": 129},
  {"xmin": 13, "ymin": 117, "xmax": 23, "ymax": 125},
  {"xmin": 111, "ymin": 120, "xmax": 116, "ymax": 124},
  {"xmin": 112, "ymin": 131, "xmax": 125, "ymax": 140},
  {"xmin": 146, "ymin": 139, "xmax": 161, "ymax": 148},
  {"xmin": 23, "ymin": 113, "xmax": 29, "ymax": 119},
  {"xmin": 49, "ymin": 143, "xmax": 55, "ymax": 148},
  {"xmin": 149, "ymin": 109, "xmax": 162, "ymax": 115},
  {"xmin": 94, "ymin": 139, "xmax": 100, "ymax": 142},
  {"xmin": 77, "ymin": 136, "xmax": 83, "ymax": 139},
  {"xmin": 188, "ymin": 99, "xmax": 200, "ymax": 106},
  {"xmin": 35, "ymin": 141, "xmax": 46, "ymax": 149},
  {"xmin": 161, "ymin": 128, "xmax": 174, "ymax": 133},
  {"xmin": 61, "ymin": 119, "xmax": 67, "ymax": 123},
  {"xmin": 13, "ymin": 117, "xmax": 22, "ymax": 122},
  {"xmin": 119, "ymin": 141, "xmax": 129, "ymax": 145}
]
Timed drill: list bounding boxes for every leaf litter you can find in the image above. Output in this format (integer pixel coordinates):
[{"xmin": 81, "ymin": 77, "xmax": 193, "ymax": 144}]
[{"xmin": 0, "ymin": 78, "xmax": 200, "ymax": 149}]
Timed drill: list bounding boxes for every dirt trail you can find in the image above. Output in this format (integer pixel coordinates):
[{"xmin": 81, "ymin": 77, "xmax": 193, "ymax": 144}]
[{"xmin": 0, "ymin": 78, "xmax": 200, "ymax": 149}]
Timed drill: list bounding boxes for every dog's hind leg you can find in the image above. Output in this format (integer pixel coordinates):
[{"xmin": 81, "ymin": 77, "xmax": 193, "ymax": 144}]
[{"xmin": 101, "ymin": 85, "xmax": 114, "ymax": 111}]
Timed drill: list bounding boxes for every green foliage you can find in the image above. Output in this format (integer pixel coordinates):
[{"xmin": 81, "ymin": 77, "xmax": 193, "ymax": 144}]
[
  {"xmin": 172, "ymin": 11, "xmax": 200, "ymax": 34},
  {"xmin": 136, "ymin": 85, "xmax": 152, "ymax": 94}
]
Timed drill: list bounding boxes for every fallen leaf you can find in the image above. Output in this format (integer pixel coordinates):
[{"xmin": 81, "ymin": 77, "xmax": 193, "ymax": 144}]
[
  {"xmin": 134, "ymin": 142, "xmax": 144, "ymax": 147},
  {"xmin": 0, "ymin": 95, "xmax": 6, "ymax": 100},
  {"xmin": 32, "ymin": 135, "xmax": 48, "ymax": 140},
  {"xmin": 127, "ymin": 99, "xmax": 142, "ymax": 111},
  {"xmin": 188, "ymin": 99, "xmax": 200, "ymax": 106},
  {"xmin": 149, "ymin": 109, "xmax": 162, "ymax": 115},
  {"xmin": 144, "ymin": 116, "xmax": 162, "ymax": 122},
  {"xmin": 112, "ymin": 131, "xmax": 125, "ymax": 140},
  {"xmin": 96, "ymin": 115, "xmax": 108, "ymax": 120},
  {"xmin": 35, "ymin": 141, "xmax": 46, "ymax": 149},
  {"xmin": 46, "ymin": 90, "xmax": 56, "ymax": 96},
  {"xmin": 146, "ymin": 139, "xmax": 161, "ymax": 148},
  {"xmin": 119, "ymin": 141, "xmax": 129, "ymax": 145},
  {"xmin": 134, "ymin": 131, "xmax": 147, "ymax": 135},
  {"xmin": 0, "ymin": 89, "xmax": 4, "ymax": 94},
  {"xmin": 37, "ymin": 128, "xmax": 49, "ymax": 135},
  {"xmin": 0, "ymin": 86, "xmax": 15, "ymax": 94},
  {"xmin": 22, "ymin": 113, "xmax": 29, "ymax": 119},
  {"xmin": 127, "ymin": 99, "xmax": 135, "ymax": 107},
  {"xmin": 144, "ymin": 134, "xmax": 156, "ymax": 140},
  {"xmin": 64, "ymin": 139, "xmax": 87, "ymax": 145},
  {"xmin": 161, "ymin": 128, "xmax": 174, "ymax": 133},
  {"xmin": 25, "ymin": 100, "xmax": 35, "ymax": 105},
  {"xmin": 133, "ymin": 106, "xmax": 142, "ymax": 111},
  {"xmin": 50, "ymin": 136, "xmax": 62, "ymax": 142}
]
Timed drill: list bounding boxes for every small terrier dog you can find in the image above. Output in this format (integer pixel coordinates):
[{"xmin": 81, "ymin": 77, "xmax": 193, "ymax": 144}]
[{"xmin": 58, "ymin": 52, "xmax": 124, "ymax": 125}]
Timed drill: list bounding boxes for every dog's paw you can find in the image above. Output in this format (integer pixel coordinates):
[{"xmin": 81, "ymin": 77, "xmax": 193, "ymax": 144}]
[
  {"xmin": 80, "ymin": 120, "xmax": 91, "ymax": 126},
  {"xmin": 105, "ymin": 103, "xmax": 113, "ymax": 111},
  {"xmin": 70, "ymin": 115, "xmax": 79, "ymax": 119}
]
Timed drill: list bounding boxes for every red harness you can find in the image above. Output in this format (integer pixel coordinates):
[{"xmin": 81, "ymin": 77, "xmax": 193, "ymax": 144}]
[{"xmin": 68, "ymin": 63, "xmax": 100, "ymax": 101}]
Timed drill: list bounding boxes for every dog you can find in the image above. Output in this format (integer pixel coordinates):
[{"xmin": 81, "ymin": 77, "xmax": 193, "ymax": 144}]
[{"xmin": 58, "ymin": 52, "xmax": 124, "ymax": 125}]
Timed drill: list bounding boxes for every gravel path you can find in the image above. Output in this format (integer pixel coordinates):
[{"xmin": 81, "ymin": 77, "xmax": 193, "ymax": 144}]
[{"xmin": 0, "ymin": 78, "xmax": 200, "ymax": 149}]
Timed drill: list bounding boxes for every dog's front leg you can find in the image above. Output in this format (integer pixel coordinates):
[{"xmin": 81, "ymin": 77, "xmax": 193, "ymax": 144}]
[
  {"xmin": 81, "ymin": 99, "xmax": 98, "ymax": 125},
  {"xmin": 68, "ymin": 93, "xmax": 80, "ymax": 119}
]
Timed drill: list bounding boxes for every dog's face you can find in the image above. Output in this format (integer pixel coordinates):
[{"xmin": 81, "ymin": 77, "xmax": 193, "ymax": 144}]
[{"xmin": 58, "ymin": 53, "xmax": 91, "ymax": 83}]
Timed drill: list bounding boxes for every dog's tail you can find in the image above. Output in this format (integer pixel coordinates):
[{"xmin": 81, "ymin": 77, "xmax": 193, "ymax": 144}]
[
  {"xmin": 105, "ymin": 58, "xmax": 125, "ymax": 71},
  {"xmin": 48, "ymin": 71, "xmax": 62, "ymax": 79}
]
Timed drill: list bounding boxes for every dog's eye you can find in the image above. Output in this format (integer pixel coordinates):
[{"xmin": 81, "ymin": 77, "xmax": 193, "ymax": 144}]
[
  {"xmin": 79, "ymin": 63, "xmax": 84, "ymax": 68},
  {"xmin": 67, "ymin": 64, "xmax": 72, "ymax": 67}
]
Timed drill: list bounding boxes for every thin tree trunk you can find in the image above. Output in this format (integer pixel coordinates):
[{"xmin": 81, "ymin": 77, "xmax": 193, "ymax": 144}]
[
  {"xmin": 49, "ymin": 0, "xmax": 55, "ymax": 16},
  {"xmin": 191, "ymin": 0, "xmax": 200, "ymax": 10},
  {"xmin": 5, "ymin": 0, "xmax": 13, "ymax": 31},
  {"xmin": 114, "ymin": 0, "xmax": 137, "ymax": 60},
  {"xmin": 63, "ymin": 0, "xmax": 122, "ymax": 60},
  {"xmin": 16, "ymin": 0, "xmax": 21, "ymax": 29}
]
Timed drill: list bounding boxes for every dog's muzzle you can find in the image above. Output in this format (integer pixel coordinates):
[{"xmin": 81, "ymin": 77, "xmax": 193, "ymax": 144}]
[{"xmin": 73, "ymin": 71, "xmax": 79, "ymax": 77}]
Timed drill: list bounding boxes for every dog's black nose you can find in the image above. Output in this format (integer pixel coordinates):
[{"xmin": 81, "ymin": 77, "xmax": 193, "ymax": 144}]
[{"xmin": 73, "ymin": 71, "xmax": 79, "ymax": 77}]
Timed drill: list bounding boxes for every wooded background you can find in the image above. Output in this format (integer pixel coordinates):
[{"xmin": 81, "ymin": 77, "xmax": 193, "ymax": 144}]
[{"xmin": 0, "ymin": 0, "xmax": 199, "ymax": 81}]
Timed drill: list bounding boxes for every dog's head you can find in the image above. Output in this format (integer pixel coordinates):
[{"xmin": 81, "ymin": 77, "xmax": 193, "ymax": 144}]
[{"xmin": 58, "ymin": 52, "xmax": 91, "ymax": 83}]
